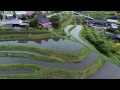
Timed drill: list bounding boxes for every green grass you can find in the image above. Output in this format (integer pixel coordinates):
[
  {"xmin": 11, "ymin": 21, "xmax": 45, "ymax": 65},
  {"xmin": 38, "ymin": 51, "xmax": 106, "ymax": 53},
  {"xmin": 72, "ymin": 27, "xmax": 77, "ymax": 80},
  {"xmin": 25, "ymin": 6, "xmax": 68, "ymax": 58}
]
[
  {"xmin": 0, "ymin": 52, "xmax": 59, "ymax": 62},
  {"xmin": 79, "ymin": 24, "xmax": 120, "ymax": 68},
  {"xmin": 0, "ymin": 28, "xmax": 48, "ymax": 32},
  {"xmin": 0, "ymin": 33, "xmax": 55, "ymax": 40},
  {"xmin": 81, "ymin": 11, "xmax": 116, "ymax": 20},
  {"xmin": 0, "ymin": 45, "xmax": 90, "ymax": 63},
  {"xmin": 61, "ymin": 19, "xmax": 72, "ymax": 29},
  {"xmin": 0, "ymin": 55, "xmax": 105, "ymax": 79}
]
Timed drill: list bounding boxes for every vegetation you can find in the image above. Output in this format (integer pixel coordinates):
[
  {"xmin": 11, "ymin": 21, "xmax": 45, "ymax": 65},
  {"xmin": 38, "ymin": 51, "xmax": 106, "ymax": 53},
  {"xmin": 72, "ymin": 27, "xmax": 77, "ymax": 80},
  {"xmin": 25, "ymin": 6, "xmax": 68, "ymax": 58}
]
[
  {"xmin": 0, "ymin": 13, "xmax": 3, "ymax": 20},
  {"xmin": 81, "ymin": 25, "xmax": 110, "ymax": 55},
  {"xmin": 0, "ymin": 45, "xmax": 90, "ymax": 63},
  {"xmin": 81, "ymin": 11, "xmax": 117, "ymax": 20},
  {"xmin": 0, "ymin": 55, "xmax": 105, "ymax": 79},
  {"xmin": 0, "ymin": 33, "xmax": 55, "ymax": 40},
  {"xmin": 115, "ymin": 30, "xmax": 120, "ymax": 34},
  {"xmin": 29, "ymin": 18, "xmax": 38, "ymax": 27},
  {"xmin": 19, "ymin": 15, "xmax": 27, "ymax": 20},
  {"xmin": 112, "ymin": 43, "xmax": 120, "ymax": 55},
  {"xmin": 50, "ymin": 15, "xmax": 60, "ymax": 28},
  {"xmin": 68, "ymin": 24, "xmax": 77, "ymax": 33},
  {"xmin": 61, "ymin": 19, "xmax": 72, "ymax": 29},
  {"xmin": 0, "ymin": 52, "xmax": 58, "ymax": 62}
]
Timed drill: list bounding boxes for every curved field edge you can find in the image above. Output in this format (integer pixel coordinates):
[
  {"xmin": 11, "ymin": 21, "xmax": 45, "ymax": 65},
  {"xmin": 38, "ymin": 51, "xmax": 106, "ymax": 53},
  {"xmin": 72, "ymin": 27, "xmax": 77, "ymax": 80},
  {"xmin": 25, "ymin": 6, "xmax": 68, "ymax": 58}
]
[
  {"xmin": 0, "ymin": 45, "xmax": 90, "ymax": 63},
  {"xmin": 0, "ymin": 55, "xmax": 105, "ymax": 79}
]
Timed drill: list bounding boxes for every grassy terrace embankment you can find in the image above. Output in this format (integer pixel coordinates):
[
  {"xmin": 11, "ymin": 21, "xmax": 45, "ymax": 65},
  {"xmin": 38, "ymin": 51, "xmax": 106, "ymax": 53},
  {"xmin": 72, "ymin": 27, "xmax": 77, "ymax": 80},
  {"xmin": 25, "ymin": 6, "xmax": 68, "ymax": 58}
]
[{"xmin": 0, "ymin": 45, "xmax": 90, "ymax": 63}]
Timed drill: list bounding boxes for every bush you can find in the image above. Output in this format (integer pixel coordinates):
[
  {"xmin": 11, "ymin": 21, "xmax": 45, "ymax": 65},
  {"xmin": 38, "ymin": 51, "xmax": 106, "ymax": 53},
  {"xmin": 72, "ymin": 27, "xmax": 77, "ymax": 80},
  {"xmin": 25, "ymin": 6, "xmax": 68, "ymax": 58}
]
[
  {"xmin": 112, "ymin": 43, "xmax": 120, "ymax": 54},
  {"xmin": 29, "ymin": 18, "xmax": 38, "ymax": 27},
  {"xmin": 50, "ymin": 15, "xmax": 60, "ymax": 28},
  {"xmin": 82, "ymin": 26, "xmax": 110, "ymax": 55},
  {"xmin": 19, "ymin": 15, "xmax": 27, "ymax": 20},
  {"xmin": 115, "ymin": 30, "xmax": 120, "ymax": 34},
  {"xmin": 0, "ymin": 14, "xmax": 3, "ymax": 20}
]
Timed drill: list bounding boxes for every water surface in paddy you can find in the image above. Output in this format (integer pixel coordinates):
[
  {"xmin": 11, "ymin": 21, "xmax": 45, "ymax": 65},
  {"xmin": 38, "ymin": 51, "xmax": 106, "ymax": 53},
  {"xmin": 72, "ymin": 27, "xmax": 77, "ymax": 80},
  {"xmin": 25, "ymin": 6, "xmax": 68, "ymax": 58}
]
[{"xmin": 0, "ymin": 38, "xmax": 83, "ymax": 52}]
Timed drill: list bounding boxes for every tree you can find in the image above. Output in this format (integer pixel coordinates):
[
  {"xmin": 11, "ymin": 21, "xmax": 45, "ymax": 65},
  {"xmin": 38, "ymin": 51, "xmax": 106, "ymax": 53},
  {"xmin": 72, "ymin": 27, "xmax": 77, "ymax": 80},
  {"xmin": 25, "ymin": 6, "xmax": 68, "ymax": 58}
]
[
  {"xmin": 29, "ymin": 18, "xmax": 38, "ymax": 27},
  {"xmin": 50, "ymin": 15, "xmax": 60, "ymax": 28},
  {"xmin": 115, "ymin": 30, "xmax": 120, "ymax": 34},
  {"xmin": 112, "ymin": 43, "xmax": 120, "ymax": 54},
  {"xmin": 19, "ymin": 15, "xmax": 27, "ymax": 20},
  {"xmin": 113, "ymin": 11, "xmax": 117, "ymax": 16},
  {"xmin": 0, "ymin": 14, "xmax": 3, "ymax": 20}
]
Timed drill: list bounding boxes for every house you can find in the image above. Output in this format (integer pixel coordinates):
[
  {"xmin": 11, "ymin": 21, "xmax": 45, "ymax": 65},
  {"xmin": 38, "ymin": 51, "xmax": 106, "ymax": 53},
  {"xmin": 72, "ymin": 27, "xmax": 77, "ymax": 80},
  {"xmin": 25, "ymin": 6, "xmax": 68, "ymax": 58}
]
[
  {"xmin": 35, "ymin": 14, "xmax": 52, "ymax": 28},
  {"xmin": 14, "ymin": 11, "xmax": 27, "ymax": 18},
  {"xmin": 91, "ymin": 19, "xmax": 107, "ymax": 26},
  {"xmin": 114, "ymin": 34, "xmax": 120, "ymax": 40},
  {"xmin": 107, "ymin": 19, "xmax": 118, "ymax": 23},
  {"xmin": 108, "ymin": 24, "xmax": 118, "ymax": 32},
  {"xmin": 26, "ymin": 11, "xmax": 35, "ymax": 16}
]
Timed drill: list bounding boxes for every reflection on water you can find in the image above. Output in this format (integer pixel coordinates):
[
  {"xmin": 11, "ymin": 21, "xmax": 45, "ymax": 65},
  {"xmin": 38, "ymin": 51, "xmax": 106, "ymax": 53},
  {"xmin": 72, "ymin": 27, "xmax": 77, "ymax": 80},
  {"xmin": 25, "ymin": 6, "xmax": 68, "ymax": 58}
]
[{"xmin": 0, "ymin": 38, "xmax": 83, "ymax": 52}]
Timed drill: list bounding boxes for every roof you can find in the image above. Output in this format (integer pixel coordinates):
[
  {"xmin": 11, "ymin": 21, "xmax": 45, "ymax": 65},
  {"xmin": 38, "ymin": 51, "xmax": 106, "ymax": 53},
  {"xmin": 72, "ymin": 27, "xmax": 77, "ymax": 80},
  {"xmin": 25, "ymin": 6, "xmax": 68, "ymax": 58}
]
[
  {"xmin": 107, "ymin": 19, "xmax": 118, "ymax": 23},
  {"xmin": 6, "ymin": 14, "xmax": 13, "ymax": 16},
  {"xmin": 92, "ymin": 19, "xmax": 107, "ymax": 24},
  {"xmin": 42, "ymin": 22, "xmax": 52, "ymax": 27},
  {"xmin": 15, "ymin": 11, "xmax": 27, "ymax": 15},
  {"xmin": 36, "ymin": 14, "xmax": 50, "ymax": 24},
  {"xmin": 114, "ymin": 34, "xmax": 120, "ymax": 39},
  {"xmin": 111, "ymin": 24, "xmax": 118, "ymax": 29},
  {"xmin": 26, "ymin": 11, "xmax": 34, "ymax": 16},
  {"xmin": 9, "ymin": 19, "xmax": 22, "ymax": 24}
]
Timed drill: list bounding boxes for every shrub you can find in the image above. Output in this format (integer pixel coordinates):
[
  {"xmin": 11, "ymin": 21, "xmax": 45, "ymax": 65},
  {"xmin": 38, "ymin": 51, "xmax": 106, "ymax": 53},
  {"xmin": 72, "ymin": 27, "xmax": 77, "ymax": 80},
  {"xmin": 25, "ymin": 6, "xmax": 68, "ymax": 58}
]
[
  {"xmin": 61, "ymin": 19, "xmax": 72, "ymax": 28},
  {"xmin": 82, "ymin": 26, "xmax": 110, "ymax": 55},
  {"xmin": 29, "ymin": 18, "xmax": 38, "ymax": 27},
  {"xmin": 50, "ymin": 15, "xmax": 60, "ymax": 28},
  {"xmin": 112, "ymin": 43, "xmax": 120, "ymax": 54},
  {"xmin": 0, "ymin": 14, "xmax": 3, "ymax": 20},
  {"xmin": 19, "ymin": 15, "xmax": 27, "ymax": 20},
  {"xmin": 115, "ymin": 30, "xmax": 120, "ymax": 34}
]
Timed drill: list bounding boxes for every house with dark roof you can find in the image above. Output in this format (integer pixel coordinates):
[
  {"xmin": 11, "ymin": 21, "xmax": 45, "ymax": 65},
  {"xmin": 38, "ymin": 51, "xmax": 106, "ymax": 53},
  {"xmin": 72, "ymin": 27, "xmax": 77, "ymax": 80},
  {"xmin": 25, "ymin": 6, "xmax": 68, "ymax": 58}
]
[
  {"xmin": 91, "ymin": 19, "xmax": 108, "ymax": 25},
  {"xmin": 35, "ymin": 14, "xmax": 52, "ymax": 28}
]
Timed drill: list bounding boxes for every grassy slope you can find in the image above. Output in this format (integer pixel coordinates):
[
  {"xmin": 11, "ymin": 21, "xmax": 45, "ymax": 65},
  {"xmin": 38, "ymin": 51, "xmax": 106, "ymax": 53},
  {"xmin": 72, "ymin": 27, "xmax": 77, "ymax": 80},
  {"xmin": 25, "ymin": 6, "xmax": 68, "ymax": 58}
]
[{"xmin": 80, "ymin": 25, "xmax": 120, "ymax": 68}]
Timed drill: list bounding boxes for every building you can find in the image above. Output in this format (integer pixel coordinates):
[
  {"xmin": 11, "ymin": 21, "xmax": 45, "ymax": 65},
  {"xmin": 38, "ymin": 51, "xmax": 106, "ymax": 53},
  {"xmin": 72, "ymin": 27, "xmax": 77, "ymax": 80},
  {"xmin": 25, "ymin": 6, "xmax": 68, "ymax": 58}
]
[
  {"xmin": 91, "ymin": 19, "xmax": 107, "ymax": 25},
  {"xmin": 14, "ymin": 11, "xmax": 27, "ymax": 18},
  {"xmin": 107, "ymin": 19, "xmax": 118, "ymax": 23},
  {"xmin": 26, "ymin": 11, "xmax": 35, "ymax": 16},
  {"xmin": 35, "ymin": 14, "xmax": 52, "ymax": 28},
  {"xmin": 114, "ymin": 34, "xmax": 120, "ymax": 40}
]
